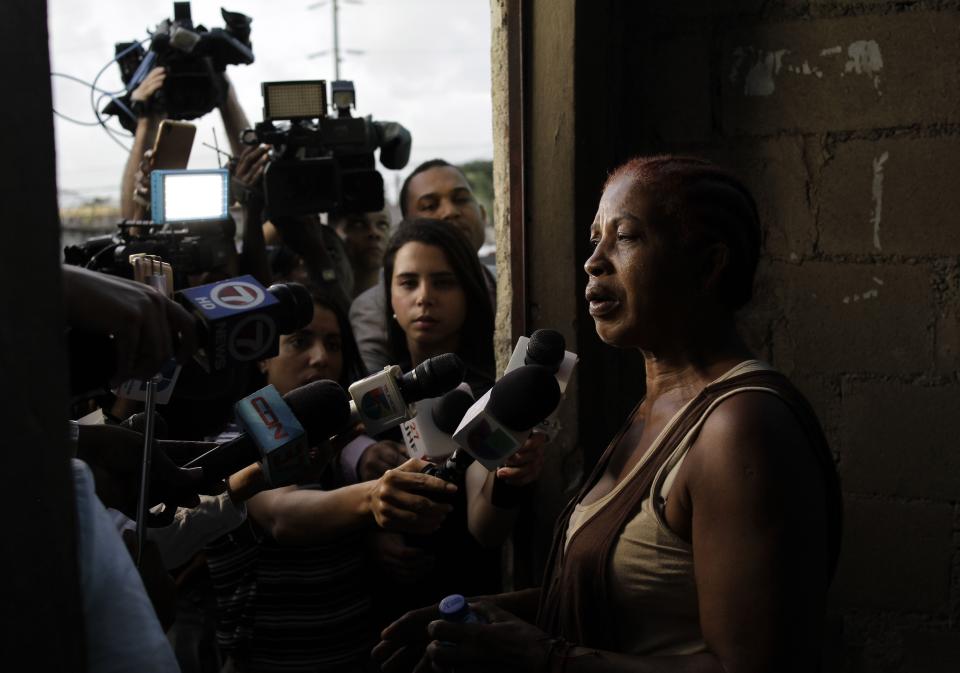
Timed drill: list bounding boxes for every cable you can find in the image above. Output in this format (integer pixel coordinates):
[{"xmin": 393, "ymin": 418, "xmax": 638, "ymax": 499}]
[
  {"xmin": 88, "ymin": 38, "xmax": 152, "ymax": 142},
  {"xmin": 51, "ymin": 72, "xmax": 136, "ymax": 129},
  {"xmin": 50, "ymin": 39, "xmax": 149, "ymax": 152}
]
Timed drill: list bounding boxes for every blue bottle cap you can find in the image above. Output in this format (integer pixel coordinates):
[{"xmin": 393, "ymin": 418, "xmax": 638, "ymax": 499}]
[{"xmin": 439, "ymin": 594, "xmax": 467, "ymax": 617}]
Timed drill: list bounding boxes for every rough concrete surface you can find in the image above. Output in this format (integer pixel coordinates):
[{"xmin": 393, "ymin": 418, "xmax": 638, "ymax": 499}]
[
  {"xmin": 819, "ymin": 135, "xmax": 960, "ymax": 256},
  {"xmin": 721, "ymin": 13, "xmax": 960, "ymax": 135},
  {"xmin": 771, "ymin": 261, "xmax": 936, "ymax": 374},
  {"xmin": 841, "ymin": 379, "xmax": 960, "ymax": 500},
  {"xmin": 832, "ymin": 497, "xmax": 953, "ymax": 613}
]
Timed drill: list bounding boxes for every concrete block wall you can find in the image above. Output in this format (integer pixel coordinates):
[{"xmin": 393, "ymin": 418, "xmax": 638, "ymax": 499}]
[{"xmin": 602, "ymin": 2, "xmax": 960, "ymax": 670}]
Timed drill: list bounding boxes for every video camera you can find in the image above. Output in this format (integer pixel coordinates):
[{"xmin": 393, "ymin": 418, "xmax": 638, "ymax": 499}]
[
  {"xmin": 64, "ymin": 167, "xmax": 235, "ymax": 288},
  {"xmin": 64, "ymin": 220, "xmax": 236, "ymax": 290},
  {"xmin": 103, "ymin": 2, "xmax": 254, "ymax": 131},
  {"xmin": 240, "ymin": 79, "xmax": 412, "ymax": 218}
]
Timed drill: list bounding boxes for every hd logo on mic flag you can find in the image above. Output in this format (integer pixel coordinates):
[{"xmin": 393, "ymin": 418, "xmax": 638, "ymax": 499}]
[
  {"xmin": 235, "ymin": 384, "xmax": 307, "ymax": 486},
  {"xmin": 178, "ymin": 275, "xmax": 283, "ymax": 370}
]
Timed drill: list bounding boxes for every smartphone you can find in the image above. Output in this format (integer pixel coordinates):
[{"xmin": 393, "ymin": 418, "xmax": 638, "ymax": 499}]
[
  {"xmin": 151, "ymin": 120, "xmax": 197, "ymax": 170},
  {"xmin": 151, "ymin": 169, "xmax": 230, "ymax": 224}
]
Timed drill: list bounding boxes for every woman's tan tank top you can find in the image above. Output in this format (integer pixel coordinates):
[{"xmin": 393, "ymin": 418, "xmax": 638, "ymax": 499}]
[{"xmin": 564, "ymin": 360, "xmax": 777, "ymax": 656}]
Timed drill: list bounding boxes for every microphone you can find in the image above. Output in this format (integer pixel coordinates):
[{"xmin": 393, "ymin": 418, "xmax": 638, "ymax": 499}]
[
  {"xmin": 453, "ymin": 365, "xmax": 561, "ymax": 470},
  {"xmin": 502, "ymin": 329, "xmax": 578, "ymax": 441},
  {"xmin": 347, "ymin": 353, "xmax": 466, "ymax": 435},
  {"xmin": 524, "ymin": 329, "xmax": 566, "ymax": 372},
  {"xmin": 68, "ymin": 278, "xmax": 312, "ymax": 401},
  {"xmin": 177, "ymin": 276, "xmax": 314, "ymax": 372},
  {"xmin": 183, "ymin": 379, "xmax": 351, "ymax": 488},
  {"xmin": 402, "ymin": 386, "xmax": 474, "ymax": 461}
]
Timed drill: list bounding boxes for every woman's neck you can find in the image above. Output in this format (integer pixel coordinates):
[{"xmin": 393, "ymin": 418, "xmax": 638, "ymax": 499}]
[
  {"xmin": 407, "ymin": 335, "xmax": 461, "ymax": 367},
  {"xmin": 640, "ymin": 316, "xmax": 754, "ymax": 403}
]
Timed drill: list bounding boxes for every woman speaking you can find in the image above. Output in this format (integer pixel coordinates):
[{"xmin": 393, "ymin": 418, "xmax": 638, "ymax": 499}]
[{"xmin": 373, "ymin": 156, "xmax": 842, "ymax": 673}]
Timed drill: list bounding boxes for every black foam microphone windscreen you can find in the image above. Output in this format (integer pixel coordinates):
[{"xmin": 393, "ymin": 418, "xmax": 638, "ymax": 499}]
[
  {"xmin": 487, "ymin": 365, "xmax": 561, "ymax": 432},
  {"xmin": 431, "ymin": 388, "xmax": 475, "ymax": 435},
  {"xmin": 398, "ymin": 353, "xmax": 466, "ymax": 402},
  {"xmin": 525, "ymin": 329, "xmax": 566, "ymax": 372},
  {"xmin": 283, "ymin": 379, "xmax": 353, "ymax": 442}
]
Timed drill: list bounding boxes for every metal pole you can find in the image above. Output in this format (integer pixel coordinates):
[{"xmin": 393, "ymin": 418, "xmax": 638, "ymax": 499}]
[
  {"xmin": 135, "ymin": 378, "xmax": 158, "ymax": 567},
  {"xmin": 332, "ymin": 0, "xmax": 340, "ymax": 79}
]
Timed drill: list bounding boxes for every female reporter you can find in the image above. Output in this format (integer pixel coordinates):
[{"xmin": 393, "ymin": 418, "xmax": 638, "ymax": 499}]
[
  {"xmin": 383, "ymin": 218, "xmax": 496, "ymax": 394},
  {"xmin": 373, "ymin": 157, "xmax": 842, "ymax": 673},
  {"xmin": 207, "ymin": 289, "xmax": 455, "ymax": 673},
  {"xmin": 367, "ymin": 220, "xmax": 547, "ymax": 618}
]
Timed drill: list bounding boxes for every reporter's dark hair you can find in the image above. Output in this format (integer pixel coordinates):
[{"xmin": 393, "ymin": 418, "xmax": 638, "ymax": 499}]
[
  {"xmin": 399, "ymin": 159, "xmax": 472, "ymax": 218},
  {"xmin": 607, "ymin": 155, "xmax": 761, "ymax": 311},
  {"xmin": 383, "ymin": 218, "xmax": 495, "ymax": 381},
  {"xmin": 253, "ymin": 285, "xmax": 366, "ymax": 390},
  {"xmin": 308, "ymin": 287, "xmax": 367, "ymax": 388}
]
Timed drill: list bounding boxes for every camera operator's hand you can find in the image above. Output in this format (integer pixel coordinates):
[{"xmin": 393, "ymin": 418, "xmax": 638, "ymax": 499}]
[
  {"xmin": 62, "ymin": 265, "xmax": 199, "ymax": 384},
  {"xmin": 358, "ymin": 440, "xmax": 407, "ymax": 481},
  {"xmin": 231, "ymin": 143, "xmax": 270, "ymax": 206},
  {"xmin": 132, "ymin": 148, "xmax": 155, "ymax": 212},
  {"xmin": 77, "ymin": 423, "xmax": 204, "ymax": 521},
  {"xmin": 367, "ymin": 458, "xmax": 457, "ymax": 535},
  {"xmin": 131, "ymin": 66, "xmax": 166, "ymax": 105}
]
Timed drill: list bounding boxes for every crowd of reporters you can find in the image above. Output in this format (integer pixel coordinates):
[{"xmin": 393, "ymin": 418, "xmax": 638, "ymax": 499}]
[{"xmin": 63, "ymin": 62, "xmax": 551, "ymax": 673}]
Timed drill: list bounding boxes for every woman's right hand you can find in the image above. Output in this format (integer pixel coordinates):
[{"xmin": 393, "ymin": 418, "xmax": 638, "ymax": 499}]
[
  {"xmin": 368, "ymin": 458, "xmax": 457, "ymax": 534},
  {"xmin": 372, "ymin": 602, "xmax": 442, "ymax": 673}
]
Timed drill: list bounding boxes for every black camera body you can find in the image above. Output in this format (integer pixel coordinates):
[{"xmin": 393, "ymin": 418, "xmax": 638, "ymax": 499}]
[
  {"xmin": 241, "ymin": 80, "xmax": 411, "ymax": 218},
  {"xmin": 63, "ymin": 221, "xmax": 235, "ymax": 289},
  {"xmin": 104, "ymin": 2, "xmax": 254, "ymax": 130}
]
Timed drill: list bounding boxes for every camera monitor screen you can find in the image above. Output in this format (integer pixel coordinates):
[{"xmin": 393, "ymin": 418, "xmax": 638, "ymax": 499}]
[{"xmin": 151, "ymin": 169, "xmax": 230, "ymax": 224}]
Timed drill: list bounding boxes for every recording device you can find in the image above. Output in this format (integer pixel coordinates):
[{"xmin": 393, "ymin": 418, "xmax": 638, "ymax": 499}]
[
  {"xmin": 63, "ymin": 219, "xmax": 236, "ymax": 290},
  {"xmin": 240, "ymin": 79, "xmax": 412, "ymax": 217},
  {"xmin": 453, "ymin": 365, "xmax": 562, "ymax": 471},
  {"xmin": 151, "ymin": 169, "xmax": 230, "ymax": 224},
  {"xmin": 103, "ymin": 2, "xmax": 254, "ymax": 130},
  {"xmin": 503, "ymin": 329, "xmax": 578, "ymax": 441},
  {"xmin": 183, "ymin": 379, "xmax": 351, "ymax": 488},
  {"xmin": 402, "ymin": 386, "xmax": 474, "ymax": 461},
  {"xmin": 177, "ymin": 275, "xmax": 314, "ymax": 371},
  {"xmin": 348, "ymin": 353, "xmax": 466, "ymax": 435},
  {"xmin": 151, "ymin": 119, "xmax": 196, "ymax": 170}
]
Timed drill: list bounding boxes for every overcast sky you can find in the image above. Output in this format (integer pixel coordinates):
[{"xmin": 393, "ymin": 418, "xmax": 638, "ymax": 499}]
[{"xmin": 48, "ymin": 0, "xmax": 493, "ymax": 209}]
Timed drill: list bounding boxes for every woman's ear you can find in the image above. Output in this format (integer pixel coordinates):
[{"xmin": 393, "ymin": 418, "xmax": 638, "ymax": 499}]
[
  {"xmin": 257, "ymin": 359, "xmax": 269, "ymax": 375},
  {"xmin": 698, "ymin": 241, "xmax": 730, "ymax": 297}
]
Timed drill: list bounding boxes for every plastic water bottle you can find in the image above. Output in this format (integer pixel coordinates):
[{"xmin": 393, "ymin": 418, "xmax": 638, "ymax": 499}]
[{"xmin": 439, "ymin": 594, "xmax": 487, "ymax": 625}]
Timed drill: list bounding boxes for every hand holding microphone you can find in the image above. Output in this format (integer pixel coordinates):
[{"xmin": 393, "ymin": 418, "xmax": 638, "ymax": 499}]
[
  {"xmin": 75, "ymin": 423, "xmax": 206, "ymax": 523},
  {"xmin": 67, "ymin": 273, "xmax": 315, "ymax": 400},
  {"xmin": 183, "ymin": 379, "xmax": 352, "ymax": 489},
  {"xmin": 357, "ymin": 440, "xmax": 408, "ymax": 482},
  {"xmin": 62, "ymin": 265, "xmax": 199, "ymax": 386},
  {"xmin": 367, "ymin": 458, "xmax": 458, "ymax": 535}
]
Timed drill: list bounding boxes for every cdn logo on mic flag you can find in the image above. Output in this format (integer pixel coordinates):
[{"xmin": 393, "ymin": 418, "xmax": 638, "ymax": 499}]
[{"xmin": 235, "ymin": 384, "xmax": 308, "ymax": 486}]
